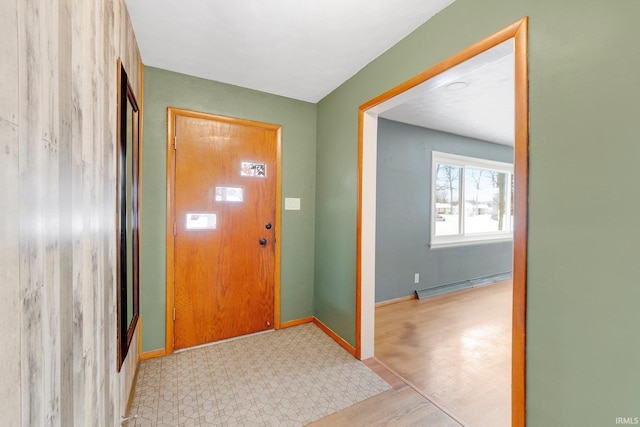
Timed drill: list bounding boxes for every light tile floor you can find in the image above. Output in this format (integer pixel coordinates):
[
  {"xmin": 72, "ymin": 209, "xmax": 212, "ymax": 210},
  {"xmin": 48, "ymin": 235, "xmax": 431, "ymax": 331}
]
[{"xmin": 128, "ymin": 323, "xmax": 390, "ymax": 426}]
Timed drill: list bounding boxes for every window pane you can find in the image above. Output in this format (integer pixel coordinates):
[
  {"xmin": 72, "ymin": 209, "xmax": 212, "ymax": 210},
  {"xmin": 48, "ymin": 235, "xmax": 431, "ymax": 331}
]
[
  {"xmin": 434, "ymin": 164, "xmax": 461, "ymax": 236},
  {"xmin": 464, "ymin": 168, "xmax": 508, "ymax": 233}
]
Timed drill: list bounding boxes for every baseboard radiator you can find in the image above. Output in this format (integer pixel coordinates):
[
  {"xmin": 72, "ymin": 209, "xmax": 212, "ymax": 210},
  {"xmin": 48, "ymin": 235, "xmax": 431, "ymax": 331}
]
[{"xmin": 415, "ymin": 271, "xmax": 512, "ymax": 300}]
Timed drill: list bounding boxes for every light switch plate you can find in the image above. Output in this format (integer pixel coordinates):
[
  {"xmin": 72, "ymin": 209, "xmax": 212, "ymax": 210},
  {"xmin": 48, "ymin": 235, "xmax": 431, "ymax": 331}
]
[{"xmin": 285, "ymin": 197, "xmax": 301, "ymax": 210}]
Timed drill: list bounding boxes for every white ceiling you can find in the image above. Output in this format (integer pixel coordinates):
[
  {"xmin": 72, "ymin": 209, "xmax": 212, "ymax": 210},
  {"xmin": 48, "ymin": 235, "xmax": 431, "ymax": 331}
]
[
  {"xmin": 125, "ymin": 0, "xmax": 454, "ymax": 103},
  {"xmin": 380, "ymin": 39, "xmax": 515, "ymax": 146},
  {"xmin": 125, "ymin": 1, "xmax": 513, "ymax": 145}
]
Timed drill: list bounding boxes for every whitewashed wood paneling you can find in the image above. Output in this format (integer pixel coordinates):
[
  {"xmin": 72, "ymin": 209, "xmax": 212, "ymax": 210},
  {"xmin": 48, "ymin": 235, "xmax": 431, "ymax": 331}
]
[
  {"xmin": 0, "ymin": 1, "xmax": 21, "ymax": 426},
  {"xmin": 0, "ymin": 118, "xmax": 21, "ymax": 427},
  {"xmin": 0, "ymin": 0, "xmax": 18, "ymax": 125},
  {"xmin": 2, "ymin": 0, "xmax": 142, "ymax": 425},
  {"xmin": 57, "ymin": 0, "xmax": 75, "ymax": 423}
]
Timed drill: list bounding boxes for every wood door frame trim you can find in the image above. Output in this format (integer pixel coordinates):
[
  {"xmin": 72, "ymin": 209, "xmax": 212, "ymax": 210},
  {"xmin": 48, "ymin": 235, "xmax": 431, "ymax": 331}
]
[
  {"xmin": 280, "ymin": 316, "xmax": 357, "ymax": 356},
  {"xmin": 165, "ymin": 107, "xmax": 283, "ymax": 355},
  {"xmin": 312, "ymin": 317, "xmax": 356, "ymax": 356},
  {"xmin": 356, "ymin": 17, "xmax": 528, "ymax": 426}
]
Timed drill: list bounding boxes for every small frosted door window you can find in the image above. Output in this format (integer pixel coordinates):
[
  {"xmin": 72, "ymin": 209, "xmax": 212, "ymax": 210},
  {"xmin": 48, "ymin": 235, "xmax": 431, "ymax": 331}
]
[
  {"xmin": 215, "ymin": 186, "xmax": 244, "ymax": 202},
  {"xmin": 240, "ymin": 162, "xmax": 266, "ymax": 177},
  {"xmin": 186, "ymin": 213, "xmax": 217, "ymax": 230}
]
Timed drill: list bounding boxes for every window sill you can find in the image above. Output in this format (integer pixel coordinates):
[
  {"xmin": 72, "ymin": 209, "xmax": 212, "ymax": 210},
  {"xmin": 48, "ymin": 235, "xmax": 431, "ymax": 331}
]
[{"xmin": 430, "ymin": 234, "xmax": 513, "ymax": 249}]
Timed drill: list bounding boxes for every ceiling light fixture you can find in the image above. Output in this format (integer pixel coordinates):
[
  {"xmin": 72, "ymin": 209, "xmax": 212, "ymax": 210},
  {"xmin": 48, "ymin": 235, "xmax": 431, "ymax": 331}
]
[{"xmin": 445, "ymin": 81, "xmax": 468, "ymax": 90}]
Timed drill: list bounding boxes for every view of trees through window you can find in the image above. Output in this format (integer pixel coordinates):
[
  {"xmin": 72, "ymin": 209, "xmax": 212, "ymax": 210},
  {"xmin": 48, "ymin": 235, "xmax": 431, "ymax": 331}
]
[{"xmin": 433, "ymin": 153, "xmax": 513, "ymax": 242}]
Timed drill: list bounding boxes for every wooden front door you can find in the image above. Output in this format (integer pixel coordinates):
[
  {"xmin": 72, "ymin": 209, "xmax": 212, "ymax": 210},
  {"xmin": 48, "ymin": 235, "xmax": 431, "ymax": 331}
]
[{"xmin": 171, "ymin": 111, "xmax": 279, "ymax": 350}]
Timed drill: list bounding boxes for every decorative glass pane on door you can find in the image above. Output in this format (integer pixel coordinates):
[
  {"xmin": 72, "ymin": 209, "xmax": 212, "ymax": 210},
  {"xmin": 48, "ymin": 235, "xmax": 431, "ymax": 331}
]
[
  {"xmin": 240, "ymin": 161, "xmax": 266, "ymax": 177},
  {"xmin": 186, "ymin": 213, "xmax": 217, "ymax": 230},
  {"xmin": 215, "ymin": 186, "xmax": 244, "ymax": 202}
]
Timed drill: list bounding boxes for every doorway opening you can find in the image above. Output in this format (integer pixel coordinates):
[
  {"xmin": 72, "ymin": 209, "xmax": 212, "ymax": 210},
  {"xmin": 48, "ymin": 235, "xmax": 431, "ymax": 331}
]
[{"xmin": 356, "ymin": 18, "xmax": 528, "ymax": 426}]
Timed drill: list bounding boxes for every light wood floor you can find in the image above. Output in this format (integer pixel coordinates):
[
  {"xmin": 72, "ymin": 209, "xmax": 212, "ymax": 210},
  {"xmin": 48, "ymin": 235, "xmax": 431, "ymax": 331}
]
[
  {"xmin": 309, "ymin": 280, "xmax": 512, "ymax": 427},
  {"xmin": 307, "ymin": 388, "xmax": 461, "ymax": 427},
  {"xmin": 375, "ymin": 280, "xmax": 513, "ymax": 427}
]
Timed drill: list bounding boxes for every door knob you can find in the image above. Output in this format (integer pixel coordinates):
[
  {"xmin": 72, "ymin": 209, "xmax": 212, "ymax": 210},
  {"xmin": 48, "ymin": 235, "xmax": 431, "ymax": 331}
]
[
  {"xmin": 259, "ymin": 238, "xmax": 267, "ymax": 246},
  {"xmin": 265, "ymin": 223, "xmax": 272, "ymax": 230}
]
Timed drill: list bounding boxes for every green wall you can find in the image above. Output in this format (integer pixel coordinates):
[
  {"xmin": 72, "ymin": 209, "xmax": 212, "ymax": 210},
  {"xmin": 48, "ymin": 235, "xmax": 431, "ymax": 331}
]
[
  {"xmin": 141, "ymin": 67, "xmax": 317, "ymax": 352},
  {"xmin": 314, "ymin": 0, "xmax": 640, "ymax": 424},
  {"xmin": 140, "ymin": 2, "xmax": 640, "ymax": 422}
]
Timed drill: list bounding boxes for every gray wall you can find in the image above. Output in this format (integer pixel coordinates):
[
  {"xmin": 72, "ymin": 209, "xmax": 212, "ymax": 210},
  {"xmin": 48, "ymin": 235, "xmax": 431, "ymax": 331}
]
[
  {"xmin": 375, "ymin": 119, "xmax": 513, "ymax": 302},
  {"xmin": 0, "ymin": 0, "xmax": 142, "ymax": 425}
]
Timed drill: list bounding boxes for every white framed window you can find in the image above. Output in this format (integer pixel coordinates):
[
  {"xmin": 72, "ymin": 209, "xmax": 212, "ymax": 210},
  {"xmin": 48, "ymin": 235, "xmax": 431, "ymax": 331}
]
[{"xmin": 431, "ymin": 151, "xmax": 513, "ymax": 248}]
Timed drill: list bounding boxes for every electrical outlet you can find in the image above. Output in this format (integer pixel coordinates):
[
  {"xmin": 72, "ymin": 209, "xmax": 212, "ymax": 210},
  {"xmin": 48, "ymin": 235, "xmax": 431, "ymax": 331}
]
[{"xmin": 414, "ymin": 273, "xmax": 420, "ymax": 284}]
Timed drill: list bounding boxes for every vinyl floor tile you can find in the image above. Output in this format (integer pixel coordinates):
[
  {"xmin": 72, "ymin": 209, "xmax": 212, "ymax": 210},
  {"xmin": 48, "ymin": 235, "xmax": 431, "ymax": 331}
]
[{"xmin": 129, "ymin": 324, "xmax": 389, "ymax": 426}]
